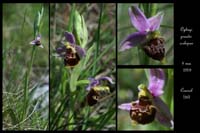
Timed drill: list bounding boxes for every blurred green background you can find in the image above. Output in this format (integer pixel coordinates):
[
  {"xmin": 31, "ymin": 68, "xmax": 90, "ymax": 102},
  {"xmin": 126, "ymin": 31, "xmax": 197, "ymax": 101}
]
[
  {"xmin": 3, "ymin": 4, "xmax": 49, "ymax": 130},
  {"xmin": 118, "ymin": 3, "xmax": 174, "ymax": 65},
  {"xmin": 118, "ymin": 69, "xmax": 174, "ymax": 130}
]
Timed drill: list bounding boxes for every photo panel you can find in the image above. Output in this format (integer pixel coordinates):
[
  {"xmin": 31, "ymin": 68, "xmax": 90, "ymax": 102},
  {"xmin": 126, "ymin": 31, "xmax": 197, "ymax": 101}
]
[
  {"xmin": 50, "ymin": 3, "xmax": 116, "ymax": 130},
  {"xmin": 118, "ymin": 3, "xmax": 174, "ymax": 65},
  {"xmin": 117, "ymin": 68, "xmax": 174, "ymax": 131},
  {"xmin": 3, "ymin": 3, "xmax": 49, "ymax": 130}
]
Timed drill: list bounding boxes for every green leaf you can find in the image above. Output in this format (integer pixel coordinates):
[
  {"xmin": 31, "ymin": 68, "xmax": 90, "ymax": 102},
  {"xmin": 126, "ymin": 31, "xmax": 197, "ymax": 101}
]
[
  {"xmin": 150, "ymin": 4, "xmax": 157, "ymax": 17},
  {"xmin": 144, "ymin": 69, "xmax": 150, "ymax": 81},
  {"xmin": 70, "ymin": 45, "xmax": 95, "ymax": 92},
  {"xmin": 76, "ymin": 80, "xmax": 89, "ymax": 86},
  {"xmin": 74, "ymin": 10, "xmax": 88, "ymax": 48},
  {"xmin": 137, "ymin": 47, "xmax": 149, "ymax": 65},
  {"xmin": 67, "ymin": 4, "xmax": 75, "ymax": 32},
  {"xmin": 82, "ymin": 39, "xmax": 115, "ymax": 77},
  {"xmin": 160, "ymin": 24, "xmax": 174, "ymax": 29},
  {"xmin": 96, "ymin": 103, "xmax": 115, "ymax": 130},
  {"xmin": 34, "ymin": 6, "xmax": 44, "ymax": 35},
  {"xmin": 139, "ymin": 3, "xmax": 144, "ymax": 13},
  {"xmin": 7, "ymin": 108, "xmax": 19, "ymax": 126},
  {"xmin": 164, "ymin": 69, "xmax": 174, "ymax": 109}
]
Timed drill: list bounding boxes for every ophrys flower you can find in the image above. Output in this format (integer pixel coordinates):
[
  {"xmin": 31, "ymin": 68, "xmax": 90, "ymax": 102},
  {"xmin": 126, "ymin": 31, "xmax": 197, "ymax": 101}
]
[
  {"xmin": 118, "ymin": 69, "xmax": 173, "ymax": 128},
  {"xmin": 86, "ymin": 76, "xmax": 114, "ymax": 106},
  {"xmin": 30, "ymin": 34, "xmax": 43, "ymax": 48},
  {"xmin": 56, "ymin": 31, "xmax": 86, "ymax": 67},
  {"xmin": 119, "ymin": 6, "xmax": 165, "ymax": 61}
]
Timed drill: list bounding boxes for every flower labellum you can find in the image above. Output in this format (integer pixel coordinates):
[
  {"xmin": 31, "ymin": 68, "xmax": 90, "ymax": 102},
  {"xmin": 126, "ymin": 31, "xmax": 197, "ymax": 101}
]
[
  {"xmin": 143, "ymin": 37, "xmax": 165, "ymax": 61},
  {"xmin": 86, "ymin": 76, "xmax": 114, "ymax": 106},
  {"xmin": 64, "ymin": 43, "xmax": 80, "ymax": 67},
  {"xmin": 87, "ymin": 86, "xmax": 110, "ymax": 106},
  {"xmin": 56, "ymin": 31, "xmax": 86, "ymax": 67},
  {"xmin": 130, "ymin": 101, "xmax": 157, "ymax": 124},
  {"xmin": 118, "ymin": 69, "xmax": 173, "ymax": 128},
  {"xmin": 30, "ymin": 35, "xmax": 43, "ymax": 48},
  {"xmin": 119, "ymin": 5, "xmax": 165, "ymax": 61},
  {"xmin": 130, "ymin": 84, "xmax": 157, "ymax": 124}
]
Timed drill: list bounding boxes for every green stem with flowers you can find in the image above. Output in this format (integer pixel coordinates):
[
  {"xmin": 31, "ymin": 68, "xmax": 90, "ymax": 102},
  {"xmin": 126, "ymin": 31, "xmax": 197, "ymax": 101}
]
[{"xmin": 22, "ymin": 6, "xmax": 43, "ymax": 121}]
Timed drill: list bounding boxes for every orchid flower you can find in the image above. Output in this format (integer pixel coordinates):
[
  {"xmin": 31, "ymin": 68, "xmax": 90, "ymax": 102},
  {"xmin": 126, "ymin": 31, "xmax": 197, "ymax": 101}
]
[
  {"xmin": 56, "ymin": 31, "xmax": 86, "ymax": 67},
  {"xmin": 119, "ymin": 6, "xmax": 165, "ymax": 61},
  {"xmin": 118, "ymin": 69, "xmax": 174, "ymax": 129},
  {"xmin": 86, "ymin": 76, "xmax": 115, "ymax": 106},
  {"xmin": 30, "ymin": 34, "xmax": 43, "ymax": 48}
]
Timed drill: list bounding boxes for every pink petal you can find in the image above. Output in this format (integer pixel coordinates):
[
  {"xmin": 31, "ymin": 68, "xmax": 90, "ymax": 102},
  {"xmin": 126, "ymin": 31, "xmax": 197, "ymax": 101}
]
[
  {"xmin": 64, "ymin": 31, "xmax": 75, "ymax": 44},
  {"xmin": 86, "ymin": 78, "xmax": 99, "ymax": 91},
  {"xmin": 98, "ymin": 76, "xmax": 115, "ymax": 84},
  {"xmin": 56, "ymin": 44, "xmax": 66, "ymax": 57},
  {"xmin": 30, "ymin": 40, "xmax": 37, "ymax": 45},
  {"xmin": 119, "ymin": 32, "xmax": 147, "ymax": 51},
  {"xmin": 36, "ymin": 35, "xmax": 41, "ymax": 41},
  {"xmin": 118, "ymin": 103, "xmax": 132, "ymax": 111},
  {"xmin": 153, "ymin": 97, "xmax": 173, "ymax": 128},
  {"xmin": 129, "ymin": 6, "xmax": 150, "ymax": 32},
  {"xmin": 148, "ymin": 69, "xmax": 165, "ymax": 97},
  {"xmin": 148, "ymin": 12, "xmax": 164, "ymax": 31},
  {"xmin": 74, "ymin": 44, "xmax": 86, "ymax": 58}
]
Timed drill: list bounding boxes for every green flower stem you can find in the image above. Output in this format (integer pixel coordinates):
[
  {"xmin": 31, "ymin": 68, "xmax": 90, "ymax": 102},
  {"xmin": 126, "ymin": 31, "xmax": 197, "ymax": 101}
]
[
  {"xmin": 165, "ymin": 69, "xmax": 173, "ymax": 110},
  {"xmin": 61, "ymin": 67, "xmax": 68, "ymax": 96},
  {"xmin": 92, "ymin": 3, "xmax": 103, "ymax": 76},
  {"xmin": 137, "ymin": 47, "xmax": 149, "ymax": 65},
  {"xmin": 23, "ymin": 43, "xmax": 36, "ymax": 120},
  {"xmin": 22, "ymin": 6, "xmax": 43, "ymax": 121}
]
